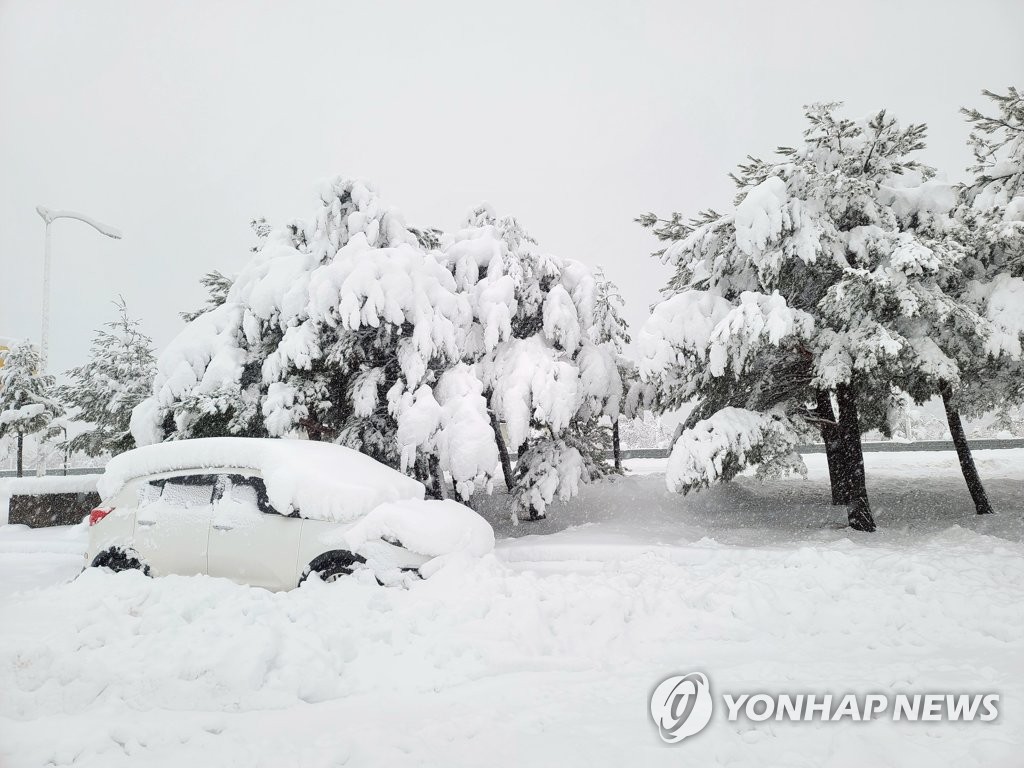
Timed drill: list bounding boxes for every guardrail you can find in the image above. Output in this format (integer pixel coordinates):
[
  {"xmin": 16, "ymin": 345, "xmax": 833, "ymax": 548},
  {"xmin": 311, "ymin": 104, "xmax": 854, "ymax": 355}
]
[
  {"xmin": 2, "ymin": 438, "xmax": 1021, "ymax": 477},
  {"xmin": 0, "ymin": 466, "xmax": 104, "ymax": 479},
  {"xmin": 608, "ymin": 438, "xmax": 1024, "ymax": 461}
]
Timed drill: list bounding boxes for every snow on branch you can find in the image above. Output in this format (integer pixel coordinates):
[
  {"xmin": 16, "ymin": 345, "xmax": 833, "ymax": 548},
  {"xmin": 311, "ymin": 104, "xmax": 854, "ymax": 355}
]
[{"xmin": 666, "ymin": 407, "xmax": 805, "ymax": 495}]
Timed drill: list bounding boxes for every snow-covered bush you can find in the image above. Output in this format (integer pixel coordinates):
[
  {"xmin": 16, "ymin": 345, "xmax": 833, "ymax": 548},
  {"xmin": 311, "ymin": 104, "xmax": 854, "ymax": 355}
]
[{"xmin": 59, "ymin": 298, "xmax": 155, "ymax": 457}]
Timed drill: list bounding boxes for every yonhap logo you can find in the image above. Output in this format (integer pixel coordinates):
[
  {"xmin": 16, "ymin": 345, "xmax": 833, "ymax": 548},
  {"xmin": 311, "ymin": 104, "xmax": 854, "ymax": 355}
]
[
  {"xmin": 650, "ymin": 672, "xmax": 714, "ymax": 743},
  {"xmin": 649, "ymin": 671, "xmax": 1000, "ymax": 745}
]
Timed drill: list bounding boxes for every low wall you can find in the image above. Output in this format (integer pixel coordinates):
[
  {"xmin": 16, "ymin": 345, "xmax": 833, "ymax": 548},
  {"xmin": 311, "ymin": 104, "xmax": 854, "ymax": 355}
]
[
  {"xmin": 7, "ymin": 491, "xmax": 101, "ymax": 527},
  {"xmin": 1, "ymin": 474, "xmax": 102, "ymax": 527}
]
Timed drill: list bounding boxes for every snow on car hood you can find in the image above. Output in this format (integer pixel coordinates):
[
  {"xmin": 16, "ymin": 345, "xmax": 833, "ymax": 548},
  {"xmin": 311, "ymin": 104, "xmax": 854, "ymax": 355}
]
[
  {"xmin": 325, "ymin": 499, "xmax": 495, "ymax": 561},
  {"xmin": 98, "ymin": 437, "xmax": 425, "ymax": 523}
]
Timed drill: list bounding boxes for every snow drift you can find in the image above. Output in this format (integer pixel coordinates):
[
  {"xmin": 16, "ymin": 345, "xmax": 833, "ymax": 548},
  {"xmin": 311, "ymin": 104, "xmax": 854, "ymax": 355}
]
[{"xmin": 325, "ymin": 498, "xmax": 495, "ymax": 563}]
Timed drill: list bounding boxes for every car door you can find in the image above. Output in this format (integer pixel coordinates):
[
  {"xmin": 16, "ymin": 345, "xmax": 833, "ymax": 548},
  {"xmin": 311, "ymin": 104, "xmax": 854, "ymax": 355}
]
[
  {"xmin": 207, "ymin": 474, "xmax": 302, "ymax": 591},
  {"xmin": 133, "ymin": 474, "xmax": 216, "ymax": 577}
]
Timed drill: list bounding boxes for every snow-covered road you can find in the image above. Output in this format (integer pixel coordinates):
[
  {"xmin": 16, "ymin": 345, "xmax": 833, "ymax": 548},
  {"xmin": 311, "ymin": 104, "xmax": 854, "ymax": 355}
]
[{"xmin": 1, "ymin": 451, "xmax": 1022, "ymax": 767}]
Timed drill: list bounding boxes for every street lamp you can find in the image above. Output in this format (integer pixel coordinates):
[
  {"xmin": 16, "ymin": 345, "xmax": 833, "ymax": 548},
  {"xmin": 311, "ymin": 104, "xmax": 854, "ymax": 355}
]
[{"xmin": 35, "ymin": 205, "xmax": 122, "ymax": 372}]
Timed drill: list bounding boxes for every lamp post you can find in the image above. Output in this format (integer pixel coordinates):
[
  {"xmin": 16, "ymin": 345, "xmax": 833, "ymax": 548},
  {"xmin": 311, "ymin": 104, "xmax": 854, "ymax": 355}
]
[{"xmin": 35, "ymin": 206, "xmax": 122, "ymax": 372}]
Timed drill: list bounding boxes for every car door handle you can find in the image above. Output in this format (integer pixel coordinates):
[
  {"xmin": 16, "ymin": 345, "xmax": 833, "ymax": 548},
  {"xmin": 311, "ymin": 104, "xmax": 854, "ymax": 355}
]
[
  {"xmin": 137, "ymin": 520, "xmax": 157, "ymax": 527},
  {"xmin": 212, "ymin": 524, "xmax": 234, "ymax": 531}
]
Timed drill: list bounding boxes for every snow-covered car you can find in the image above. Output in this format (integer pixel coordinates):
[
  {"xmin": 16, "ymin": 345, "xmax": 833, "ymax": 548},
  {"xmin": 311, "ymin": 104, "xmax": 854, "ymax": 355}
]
[{"xmin": 85, "ymin": 437, "xmax": 494, "ymax": 590}]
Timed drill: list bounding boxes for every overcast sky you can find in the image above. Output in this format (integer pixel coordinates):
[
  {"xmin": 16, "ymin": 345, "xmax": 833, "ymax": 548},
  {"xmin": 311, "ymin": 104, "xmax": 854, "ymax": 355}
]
[{"xmin": 2, "ymin": 0, "xmax": 1022, "ymax": 372}]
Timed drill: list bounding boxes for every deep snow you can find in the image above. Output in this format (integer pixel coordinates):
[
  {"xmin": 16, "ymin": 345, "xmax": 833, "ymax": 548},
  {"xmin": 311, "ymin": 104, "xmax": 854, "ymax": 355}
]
[{"xmin": 1, "ymin": 450, "xmax": 1022, "ymax": 767}]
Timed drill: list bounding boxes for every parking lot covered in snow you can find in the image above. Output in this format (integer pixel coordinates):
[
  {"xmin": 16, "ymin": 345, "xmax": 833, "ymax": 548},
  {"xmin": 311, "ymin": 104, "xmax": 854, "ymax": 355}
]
[{"xmin": 1, "ymin": 450, "xmax": 1022, "ymax": 767}]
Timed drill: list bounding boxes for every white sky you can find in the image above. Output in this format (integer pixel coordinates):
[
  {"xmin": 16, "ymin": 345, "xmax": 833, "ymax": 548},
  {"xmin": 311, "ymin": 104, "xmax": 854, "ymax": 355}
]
[{"xmin": 2, "ymin": 0, "xmax": 1022, "ymax": 372}]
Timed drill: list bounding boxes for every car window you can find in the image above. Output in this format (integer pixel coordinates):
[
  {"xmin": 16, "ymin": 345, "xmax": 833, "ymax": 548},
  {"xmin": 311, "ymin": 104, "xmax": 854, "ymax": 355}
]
[
  {"xmin": 158, "ymin": 474, "xmax": 218, "ymax": 508},
  {"xmin": 227, "ymin": 482, "xmax": 260, "ymax": 508},
  {"xmin": 137, "ymin": 483, "xmax": 162, "ymax": 507},
  {"xmin": 223, "ymin": 474, "xmax": 294, "ymax": 516}
]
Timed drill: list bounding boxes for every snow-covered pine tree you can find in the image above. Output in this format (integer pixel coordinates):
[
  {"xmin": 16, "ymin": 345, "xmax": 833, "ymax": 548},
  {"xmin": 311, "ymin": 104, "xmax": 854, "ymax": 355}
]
[
  {"xmin": 0, "ymin": 341, "xmax": 64, "ymax": 477},
  {"xmin": 591, "ymin": 268, "xmax": 632, "ymax": 470},
  {"xmin": 872, "ymin": 170, "xmax": 999, "ymax": 513},
  {"xmin": 931, "ymin": 87, "xmax": 1024, "ymax": 512},
  {"xmin": 959, "ymin": 88, "xmax": 1024, "ymax": 388},
  {"xmin": 179, "ymin": 271, "xmax": 235, "ymax": 323},
  {"xmin": 58, "ymin": 298, "xmax": 156, "ymax": 457},
  {"xmin": 440, "ymin": 206, "xmax": 624, "ymax": 521},
  {"xmin": 639, "ymin": 103, "xmax": 984, "ymax": 532},
  {"xmin": 637, "ymin": 209, "xmax": 831, "ymax": 503},
  {"xmin": 133, "ymin": 178, "xmax": 498, "ymax": 501},
  {"xmin": 638, "ymin": 288, "xmax": 817, "ymax": 490},
  {"xmin": 249, "ymin": 217, "xmax": 272, "ymax": 252},
  {"xmin": 990, "ymin": 406, "xmax": 1024, "ymax": 437}
]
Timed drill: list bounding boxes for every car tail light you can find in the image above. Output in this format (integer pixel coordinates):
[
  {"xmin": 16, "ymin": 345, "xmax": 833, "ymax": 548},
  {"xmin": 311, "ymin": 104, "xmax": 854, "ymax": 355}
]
[{"xmin": 89, "ymin": 507, "xmax": 113, "ymax": 526}]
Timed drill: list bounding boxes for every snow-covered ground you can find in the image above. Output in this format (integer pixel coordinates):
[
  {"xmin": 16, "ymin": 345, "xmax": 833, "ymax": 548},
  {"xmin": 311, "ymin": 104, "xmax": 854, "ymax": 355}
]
[{"xmin": 1, "ymin": 450, "xmax": 1022, "ymax": 767}]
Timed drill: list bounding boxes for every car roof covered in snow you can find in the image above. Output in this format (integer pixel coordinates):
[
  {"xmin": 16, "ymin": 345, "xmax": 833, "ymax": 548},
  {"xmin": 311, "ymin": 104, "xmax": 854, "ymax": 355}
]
[{"xmin": 98, "ymin": 437, "xmax": 425, "ymax": 523}]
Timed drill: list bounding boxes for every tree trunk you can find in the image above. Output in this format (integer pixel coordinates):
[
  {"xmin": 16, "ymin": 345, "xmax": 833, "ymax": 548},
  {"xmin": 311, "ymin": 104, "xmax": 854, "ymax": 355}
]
[
  {"xmin": 815, "ymin": 390, "xmax": 848, "ymax": 505},
  {"xmin": 612, "ymin": 419, "xmax": 622, "ymax": 471},
  {"xmin": 835, "ymin": 383, "xmax": 876, "ymax": 532},
  {"xmin": 941, "ymin": 384, "xmax": 993, "ymax": 515},
  {"xmin": 417, "ymin": 455, "xmax": 443, "ymax": 500},
  {"xmin": 16, "ymin": 433, "xmax": 24, "ymax": 478},
  {"xmin": 432, "ymin": 455, "xmax": 448, "ymax": 500},
  {"xmin": 489, "ymin": 410, "xmax": 514, "ymax": 491}
]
